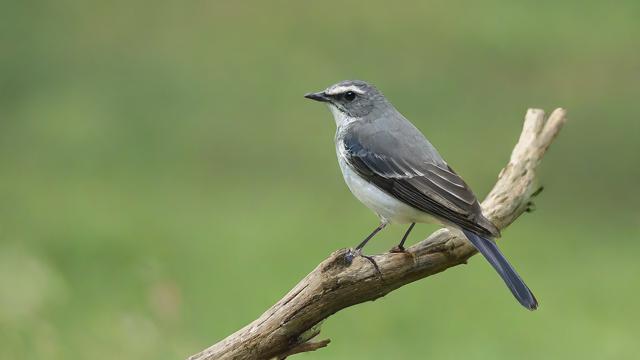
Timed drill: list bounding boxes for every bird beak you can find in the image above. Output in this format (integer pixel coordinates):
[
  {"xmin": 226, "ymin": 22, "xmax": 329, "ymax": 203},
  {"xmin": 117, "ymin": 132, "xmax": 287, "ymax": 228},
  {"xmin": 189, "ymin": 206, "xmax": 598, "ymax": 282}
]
[{"xmin": 304, "ymin": 91, "xmax": 330, "ymax": 103}]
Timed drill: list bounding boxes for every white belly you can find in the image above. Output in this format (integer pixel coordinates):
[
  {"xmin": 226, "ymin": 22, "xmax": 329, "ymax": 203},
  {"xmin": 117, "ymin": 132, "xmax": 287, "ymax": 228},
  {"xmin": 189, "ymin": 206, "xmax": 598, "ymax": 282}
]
[{"xmin": 338, "ymin": 157, "xmax": 437, "ymax": 224}]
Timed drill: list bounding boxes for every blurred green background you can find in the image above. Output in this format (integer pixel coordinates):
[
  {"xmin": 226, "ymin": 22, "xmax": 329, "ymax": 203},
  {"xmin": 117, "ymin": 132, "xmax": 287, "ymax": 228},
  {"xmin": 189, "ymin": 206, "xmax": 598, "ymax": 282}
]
[{"xmin": 1, "ymin": 1, "xmax": 639, "ymax": 359}]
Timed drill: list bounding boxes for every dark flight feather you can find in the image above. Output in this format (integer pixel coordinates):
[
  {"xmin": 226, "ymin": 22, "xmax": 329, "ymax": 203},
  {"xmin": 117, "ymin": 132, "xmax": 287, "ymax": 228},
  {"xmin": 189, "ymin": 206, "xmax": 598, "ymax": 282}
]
[{"xmin": 342, "ymin": 126, "xmax": 499, "ymax": 238}]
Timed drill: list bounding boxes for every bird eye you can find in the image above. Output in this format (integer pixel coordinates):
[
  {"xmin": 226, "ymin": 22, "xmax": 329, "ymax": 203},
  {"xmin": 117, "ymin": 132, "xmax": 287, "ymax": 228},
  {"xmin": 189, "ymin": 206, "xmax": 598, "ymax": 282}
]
[{"xmin": 344, "ymin": 91, "xmax": 356, "ymax": 101}]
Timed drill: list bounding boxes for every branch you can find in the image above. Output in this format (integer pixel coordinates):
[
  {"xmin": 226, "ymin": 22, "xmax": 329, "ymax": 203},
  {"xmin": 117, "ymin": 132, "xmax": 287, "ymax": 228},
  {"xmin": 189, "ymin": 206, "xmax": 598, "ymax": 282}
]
[{"xmin": 188, "ymin": 108, "xmax": 568, "ymax": 360}]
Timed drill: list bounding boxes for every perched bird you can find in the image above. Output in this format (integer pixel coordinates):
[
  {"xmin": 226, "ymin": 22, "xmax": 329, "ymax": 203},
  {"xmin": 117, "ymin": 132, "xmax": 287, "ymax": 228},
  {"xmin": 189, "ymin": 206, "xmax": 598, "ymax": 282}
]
[{"xmin": 304, "ymin": 80, "xmax": 538, "ymax": 310}]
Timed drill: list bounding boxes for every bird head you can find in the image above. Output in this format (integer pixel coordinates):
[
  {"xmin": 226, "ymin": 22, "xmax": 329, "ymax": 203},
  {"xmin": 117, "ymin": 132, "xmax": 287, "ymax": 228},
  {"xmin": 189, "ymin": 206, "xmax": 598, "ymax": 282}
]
[{"xmin": 304, "ymin": 80, "xmax": 385, "ymax": 118}]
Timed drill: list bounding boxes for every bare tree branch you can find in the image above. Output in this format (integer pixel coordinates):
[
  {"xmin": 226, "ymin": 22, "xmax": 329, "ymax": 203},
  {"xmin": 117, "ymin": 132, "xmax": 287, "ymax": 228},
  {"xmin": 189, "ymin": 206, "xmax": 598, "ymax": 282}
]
[{"xmin": 187, "ymin": 108, "xmax": 568, "ymax": 360}]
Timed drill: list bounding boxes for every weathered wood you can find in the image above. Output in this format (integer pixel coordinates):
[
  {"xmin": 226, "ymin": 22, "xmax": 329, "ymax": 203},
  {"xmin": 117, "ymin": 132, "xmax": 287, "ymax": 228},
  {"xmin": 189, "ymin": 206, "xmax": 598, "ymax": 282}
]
[{"xmin": 188, "ymin": 108, "xmax": 568, "ymax": 360}]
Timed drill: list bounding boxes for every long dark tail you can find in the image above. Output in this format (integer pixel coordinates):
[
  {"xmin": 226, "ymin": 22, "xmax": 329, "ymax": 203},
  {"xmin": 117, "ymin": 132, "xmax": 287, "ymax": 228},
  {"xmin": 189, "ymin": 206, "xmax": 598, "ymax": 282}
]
[{"xmin": 462, "ymin": 229, "xmax": 538, "ymax": 310}]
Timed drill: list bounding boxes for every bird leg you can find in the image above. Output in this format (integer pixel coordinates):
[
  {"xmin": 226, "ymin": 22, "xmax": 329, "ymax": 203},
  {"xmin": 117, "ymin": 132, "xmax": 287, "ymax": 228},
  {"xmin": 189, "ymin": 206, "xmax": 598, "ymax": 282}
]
[
  {"xmin": 345, "ymin": 223, "xmax": 387, "ymax": 269},
  {"xmin": 355, "ymin": 223, "xmax": 387, "ymax": 251},
  {"xmin": 390, "ymin": 223, "xmax": 415, "ymax": 253}
]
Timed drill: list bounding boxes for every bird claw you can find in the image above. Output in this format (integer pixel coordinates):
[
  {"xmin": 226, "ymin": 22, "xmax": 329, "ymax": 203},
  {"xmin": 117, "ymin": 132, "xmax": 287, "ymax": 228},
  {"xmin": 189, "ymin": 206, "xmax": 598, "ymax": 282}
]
[
  {"xmin": 389, "ymin": 245, "xmax": 406, "ymax": 253},
  {"xmin": 345, "ymin": 249, "xmax": 382, "ymax": 275},
  {"xmin": 345, "ymin": 248, "xmax": 360, "ymax": 263}
]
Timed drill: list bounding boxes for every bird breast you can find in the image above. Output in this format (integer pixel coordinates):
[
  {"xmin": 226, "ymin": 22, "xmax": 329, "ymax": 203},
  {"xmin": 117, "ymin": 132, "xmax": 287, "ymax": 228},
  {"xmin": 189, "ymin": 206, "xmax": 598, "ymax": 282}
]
[{"xmin": 335, "ymin": 143, "xmax": 437, "ymax": 225}]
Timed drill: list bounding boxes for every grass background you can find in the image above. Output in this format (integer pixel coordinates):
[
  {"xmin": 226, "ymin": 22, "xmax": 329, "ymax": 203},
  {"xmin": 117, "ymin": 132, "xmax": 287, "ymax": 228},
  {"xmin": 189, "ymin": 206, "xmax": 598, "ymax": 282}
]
[{"xmin": 1, "ymin": 1, "xmax": 639, "ymax": 359}]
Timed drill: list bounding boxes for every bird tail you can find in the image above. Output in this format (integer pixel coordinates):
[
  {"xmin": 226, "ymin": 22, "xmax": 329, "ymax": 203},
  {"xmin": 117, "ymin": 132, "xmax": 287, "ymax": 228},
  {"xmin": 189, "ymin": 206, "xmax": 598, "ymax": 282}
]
[{"xmin": 461, "ymin": 229, "xmax": 538, "ymax": 310}]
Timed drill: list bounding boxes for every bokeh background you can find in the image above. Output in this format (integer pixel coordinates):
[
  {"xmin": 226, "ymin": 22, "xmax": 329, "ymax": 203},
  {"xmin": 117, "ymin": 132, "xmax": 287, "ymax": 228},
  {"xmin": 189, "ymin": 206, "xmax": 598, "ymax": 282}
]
[{"xmin": 2, "ymin": 1, "xmax": 639, "ymax": 359}]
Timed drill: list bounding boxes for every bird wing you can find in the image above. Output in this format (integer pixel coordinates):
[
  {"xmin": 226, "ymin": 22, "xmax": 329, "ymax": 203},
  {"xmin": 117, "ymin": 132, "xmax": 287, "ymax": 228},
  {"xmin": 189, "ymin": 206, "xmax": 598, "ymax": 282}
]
[{"xmin": 342, "ymin": 122, "xmax": 499, "ymax": 238}]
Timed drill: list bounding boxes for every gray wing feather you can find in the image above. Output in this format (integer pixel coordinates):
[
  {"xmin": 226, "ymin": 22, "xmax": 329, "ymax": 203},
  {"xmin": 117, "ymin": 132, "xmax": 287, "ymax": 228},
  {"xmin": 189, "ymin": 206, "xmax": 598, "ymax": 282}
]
[{"xmin": 343, "ymin": 118, "xmax": 499, "ymax": 238}]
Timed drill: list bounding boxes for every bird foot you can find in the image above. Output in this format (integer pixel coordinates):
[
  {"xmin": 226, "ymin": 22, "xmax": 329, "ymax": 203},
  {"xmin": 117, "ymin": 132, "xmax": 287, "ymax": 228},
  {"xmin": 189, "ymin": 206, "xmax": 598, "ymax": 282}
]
[
  {"xmin": 389, "ymin": 245, "xmax": 406, "ymax": 253},
  {"xmin": 345, "ymin": 249, "xmax": 381, "ymax": 275},
  {"xmin": 345, "ymin": 248, "xmax": 359, "ymax": 263}
]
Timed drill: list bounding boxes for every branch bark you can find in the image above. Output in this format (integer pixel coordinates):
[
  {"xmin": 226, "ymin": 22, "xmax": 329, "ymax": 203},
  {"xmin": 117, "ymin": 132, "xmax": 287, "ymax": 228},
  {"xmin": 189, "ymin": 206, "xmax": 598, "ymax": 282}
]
[{"xmin": 188, "ymin": 108, "xmax": 568, "ymax": 360}]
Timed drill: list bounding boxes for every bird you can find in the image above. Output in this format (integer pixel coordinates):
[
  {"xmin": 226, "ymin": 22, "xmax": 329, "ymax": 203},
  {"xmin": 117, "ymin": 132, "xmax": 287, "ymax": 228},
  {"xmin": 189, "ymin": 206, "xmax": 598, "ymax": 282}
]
[{"xmin": 304, "ymin": 80, "xmax": 538, "ymax": 310}]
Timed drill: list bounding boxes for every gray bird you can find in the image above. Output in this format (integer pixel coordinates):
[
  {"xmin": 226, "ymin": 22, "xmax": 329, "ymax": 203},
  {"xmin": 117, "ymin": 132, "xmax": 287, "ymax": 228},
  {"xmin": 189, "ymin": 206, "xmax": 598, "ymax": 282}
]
[{"xmin": 304, "ymin": 80, "xmax": 538, "ymax": 310}]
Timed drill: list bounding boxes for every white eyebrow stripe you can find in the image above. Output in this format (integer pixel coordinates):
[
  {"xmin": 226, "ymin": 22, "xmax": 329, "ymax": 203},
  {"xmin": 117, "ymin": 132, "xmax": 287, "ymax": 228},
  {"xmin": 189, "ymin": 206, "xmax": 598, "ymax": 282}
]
[{"xmin": 325, "ymin": 85, "xmax": 365, "ymax": 95}]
